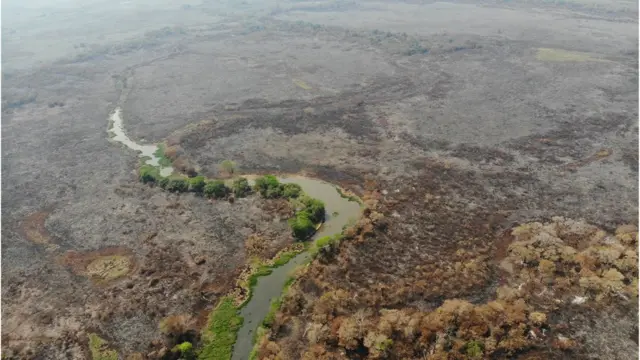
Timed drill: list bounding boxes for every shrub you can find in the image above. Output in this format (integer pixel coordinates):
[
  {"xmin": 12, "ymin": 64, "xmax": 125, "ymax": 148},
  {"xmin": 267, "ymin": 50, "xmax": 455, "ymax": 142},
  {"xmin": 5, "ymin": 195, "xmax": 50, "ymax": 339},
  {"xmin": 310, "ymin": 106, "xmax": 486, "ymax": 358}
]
[
  {"xmin": 172, "ymin": 341, "xmax": 195, "ymax": 360},
  {"xmin": 158, "ymin": 177, "xmax": 170, "ymax": 189},
  {"xmin": 220, "ymin": 160, "xmax": 237, "ymax": 176},
  {"xmin": 301, "ymin": 197, "xmax": 325, "ymax": 223},
  {"xmin": 405, "ymin": 39, "xmax": 429, "ymax": 55},
  {"xmin": 185, "ymin": 167, "xmax": 198, "ymax": 177},
  {"xmin": 159, "ymin": 314, "xmax": 190, "ymax": 336},
  {"xmin": 375, "ymin": 338, "xmax": 393, "ymax": 351},
  {"xmin": 166, "ymin": 178, "xmax": 189, "ymax": 193},
  {"xmin": 310, "ymin": 234, "xmax": 343, "ymax": 262},
  {"xmin": 164, "ymin": 145, "xmax": 180, "ymax": 160},
  {"xmin": 266, "ymin": 186, "xmax": 283, "ymax": 199},
  {"xmin": 189, "ymin": 176, "xmax": 206, "ymax": 193},
  {"xmin": 173, "ymin": 157, "xmax": 198, "ymax": 177},
  {"xmin": 465, "ymin": 340, "xmax": 484, "ymax": 358},
  {"xmin": 254, "ymin": 175, "xmax": 282, "ymax": 198},
  {"xmin": 204, "ymin": 180, "xmax": 229, "ymax": 199},
  {"xmin": 232, "ymin": 177, "xmax": 251, "ymax": 198},
  {"xmin": 282, "ymin": 183, "xmax": 302, "ymax": 199},
  {"xmin": 289, "ymin": 212, "xmax": 316, "ymax": 240},
  {"xmin": 139, "ymin": 165, "xmax": 160, "ymax": 184},
  {"xmin": 311, "ymin": 234, "xmax": 343, "ymax": 256}
]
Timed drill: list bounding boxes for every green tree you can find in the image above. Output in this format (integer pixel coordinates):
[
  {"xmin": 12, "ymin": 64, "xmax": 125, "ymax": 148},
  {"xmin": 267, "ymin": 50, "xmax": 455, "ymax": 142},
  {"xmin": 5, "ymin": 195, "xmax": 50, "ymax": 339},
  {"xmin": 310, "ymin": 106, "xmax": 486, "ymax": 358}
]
[
  {"xmin": 254, "ymin": 175, "xmax": 282, "ymax": 198},
  {"xmin": 232, "ymin": 177, "xmax": 251, "ymax": 198},
  {"xmin": 204, "ymin": 180, "xmax": 229, "ymax": 199},
  {"xmin": 189, "ymin": 176, "xmax": 206, "ymax": 193},
  {"xmin": 289, "ymin": 212, "xmax": 315, "ymax": 240},
  {"xmin": 282, "ymin": 183, "xmax": 302, "ymax": 199},
  {"xmin": 301, "ymin": 197, "xmax": 325, "ymax": 223},
  {"xmin": 167, "ymin": 178, "xmax": 189, "ymax": 193},
  {"xmin": 139, "ymin": 165, "xmax": 160, "ymax": 184},
  {"xmin": 220, "ymin": 160, "xmax": 237, "ymax": 176}
]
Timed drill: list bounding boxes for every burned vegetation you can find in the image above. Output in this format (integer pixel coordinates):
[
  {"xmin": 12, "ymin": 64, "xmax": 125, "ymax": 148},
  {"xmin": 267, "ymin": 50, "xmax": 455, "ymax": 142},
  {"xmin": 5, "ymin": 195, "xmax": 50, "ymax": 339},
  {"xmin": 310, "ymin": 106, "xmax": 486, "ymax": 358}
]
[
  {"xmin": 1, "ymin": 0, "xmax": 637, "ymax": 358},
  {"xmin": 255, "ymin": 179, "xmax": 638, "ymax": 360}
]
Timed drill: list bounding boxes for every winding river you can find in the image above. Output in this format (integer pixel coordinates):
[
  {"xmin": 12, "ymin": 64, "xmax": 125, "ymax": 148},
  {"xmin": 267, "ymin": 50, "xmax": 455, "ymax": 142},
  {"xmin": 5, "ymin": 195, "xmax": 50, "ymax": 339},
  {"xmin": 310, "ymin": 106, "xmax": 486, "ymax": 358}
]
[
  {"xmin": 108, "ymin": 108, "xmax": 174, "ymax": 177},
  {"xmin": 107, "ymin": 107, "xmax": 361, "ymax": 360}
]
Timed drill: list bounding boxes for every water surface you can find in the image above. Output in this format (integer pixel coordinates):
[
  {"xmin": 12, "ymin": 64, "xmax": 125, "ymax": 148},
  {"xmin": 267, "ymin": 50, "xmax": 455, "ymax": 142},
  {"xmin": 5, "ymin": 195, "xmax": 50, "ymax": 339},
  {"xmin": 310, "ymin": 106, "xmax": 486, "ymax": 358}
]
[
  {"xmin": 232, "ymin": 176, "xmax": 361, "ymax": 360},
  {"xmin": 108, "ymin": 107, "xmax": 173, "ymax": 177}
]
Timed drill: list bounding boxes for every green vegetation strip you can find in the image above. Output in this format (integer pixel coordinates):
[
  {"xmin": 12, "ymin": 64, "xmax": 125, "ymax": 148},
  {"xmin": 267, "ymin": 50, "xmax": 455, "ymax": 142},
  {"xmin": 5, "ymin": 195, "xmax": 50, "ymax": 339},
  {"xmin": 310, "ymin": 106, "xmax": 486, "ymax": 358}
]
[
  {"xmin": 335, "ymin": 186, "xmax": 362, "ymax": 204},
  {"xmin": 139, "ymin": 166, "xmax": 325, "ymax": 241},
  {"xmin": 198, "ymin": 297, "xmax": 244, "ymax": 360}
]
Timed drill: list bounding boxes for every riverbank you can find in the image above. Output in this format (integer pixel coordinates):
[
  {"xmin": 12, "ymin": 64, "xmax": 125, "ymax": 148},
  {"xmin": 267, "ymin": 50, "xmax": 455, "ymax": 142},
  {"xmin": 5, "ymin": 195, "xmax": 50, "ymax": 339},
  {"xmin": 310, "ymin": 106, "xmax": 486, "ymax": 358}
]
[{"xmin": 229, "ymin": 177, "xmax": 360, "ymax": 360}]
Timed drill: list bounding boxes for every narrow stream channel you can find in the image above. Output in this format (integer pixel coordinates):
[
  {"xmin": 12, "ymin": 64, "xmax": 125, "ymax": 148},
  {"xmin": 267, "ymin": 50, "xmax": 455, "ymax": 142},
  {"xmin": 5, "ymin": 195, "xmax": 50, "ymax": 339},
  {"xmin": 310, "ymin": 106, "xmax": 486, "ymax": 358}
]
[
  {"xmin": 232, "ymin": 177, "xmax": 361, "ymax": 360},
  {"xmin": 107, "ymin": 108, "xmax": 361, "ymax": 360},
  {"xmin": 108, "ymin": 107, "xmax": 174, "ymax": 177}
]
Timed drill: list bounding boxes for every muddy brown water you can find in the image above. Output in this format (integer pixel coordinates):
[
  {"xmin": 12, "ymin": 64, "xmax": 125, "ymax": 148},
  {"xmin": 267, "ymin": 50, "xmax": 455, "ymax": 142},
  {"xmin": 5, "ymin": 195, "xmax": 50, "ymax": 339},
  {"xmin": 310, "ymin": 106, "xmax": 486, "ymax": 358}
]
[
  {"xmin": 232, "ymin": 177, "xmax": 360, "ymax": 360},
  {"xmin": 108, "ymin": 107, "xmax": 174, "ymax": 177},
  {"xmin": 107, "ymin": 108, "xmax": 360, "ymax": 360}
]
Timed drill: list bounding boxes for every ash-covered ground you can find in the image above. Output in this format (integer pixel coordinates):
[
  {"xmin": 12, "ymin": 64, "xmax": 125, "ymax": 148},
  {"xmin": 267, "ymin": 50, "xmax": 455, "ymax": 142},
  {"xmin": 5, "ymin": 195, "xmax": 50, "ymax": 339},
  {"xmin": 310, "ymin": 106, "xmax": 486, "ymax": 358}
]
[{"xmin": 1, "ymin": 0, "xmax": 637, "ymax": 358}]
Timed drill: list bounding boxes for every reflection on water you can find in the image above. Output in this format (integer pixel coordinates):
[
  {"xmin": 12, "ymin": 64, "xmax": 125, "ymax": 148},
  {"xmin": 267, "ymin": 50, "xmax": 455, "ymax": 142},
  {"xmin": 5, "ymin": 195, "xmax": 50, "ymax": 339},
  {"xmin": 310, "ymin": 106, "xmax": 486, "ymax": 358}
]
[
  {"xmin": 232, "ymin": 176, "xmax": 361, "ymax": 360},
  {"xmin": 108, "ymin": 107, "xmax": 173, "ymax": 177}
]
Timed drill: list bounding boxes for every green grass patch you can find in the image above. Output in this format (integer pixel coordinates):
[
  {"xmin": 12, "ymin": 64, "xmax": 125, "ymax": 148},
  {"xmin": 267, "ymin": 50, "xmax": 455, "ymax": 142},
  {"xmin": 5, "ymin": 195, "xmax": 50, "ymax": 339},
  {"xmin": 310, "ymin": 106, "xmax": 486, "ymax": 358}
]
[
  {"xmin": 272, "ymin": 250, "xmax": 300, "ymax": 267},
  {"xmin": 262, "ymin": 297, "xmax": 282, "ymax": 328},
  {"xmin": 153, "ymin": 143, "xmax": 173, "ymax": 167},
  {"xmin": 335, "ymin": 187, "xmax": 362, "ymax": 204},
  {"xmin": 198, "ymin": 297, "xmax": 244, "ymax": 360},
  {"xmin": 247, "ymin": 266, "xmax": 273, "ymax": 289},
  {"xmin": 88, "ymin": 333, "xmax": 118, "ymax": 360}
]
